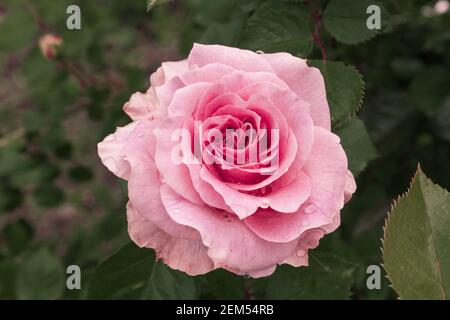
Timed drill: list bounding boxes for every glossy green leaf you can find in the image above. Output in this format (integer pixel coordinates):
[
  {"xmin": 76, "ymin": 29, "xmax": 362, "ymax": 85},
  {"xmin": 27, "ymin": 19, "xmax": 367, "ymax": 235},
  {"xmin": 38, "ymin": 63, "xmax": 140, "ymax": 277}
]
[
  {"xmin": 324, "ymin": 0, "xmax": 389, "ymax": 45},
  {"xmin": 143, "ymin": 261, "xmax": 197, "ymax": 299},
  {"xmin": 383, "ymin": 167, "xmax": 450, "ymax": 299},
  {"xmin": 336, "ymin": 118, "xmax": 377, "ymax": 176},
  {"xmin": 266, "ymin": 251, "xmax": 357, "ymax": 299},
  {"xmin": 240, "ymin": 0, "xmax": 313, "ymax": 57},
  {"xmin": 88, "ymin": 243, "xmax": 156, "ymax": 299},
  {"xmin": 15, "ymin": 248, "xmax": 65, "ymax": 299},
  {"xmin": 308, "ymin": 60, "xmax": 365, "ymax": 128}
]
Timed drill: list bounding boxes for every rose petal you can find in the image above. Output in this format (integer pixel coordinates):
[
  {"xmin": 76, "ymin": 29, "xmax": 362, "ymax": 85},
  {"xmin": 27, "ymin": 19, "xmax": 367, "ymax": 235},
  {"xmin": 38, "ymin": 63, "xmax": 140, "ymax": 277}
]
[
  {"xmin": 188, "ymin": 43, "xmax": 274, "ymax": 73},
  {"xmin": 261, "ymin": 52, "xmax": 331, "ymax": 130},
  {"xmin": 154, "ymin": 117, "xmax": 204, "ymax": 205},
  {"xmin": 344, "ymin": 170, "xmax": 357, "ymax": 203},
  {"xmin": 124, "ymin": 121, "xmax": 200, "ymax": 240},
  {"xmin": 127, "ymin": 202, "xmax": 213, "ymax": 276},
  {"xmin": 97, "ymin": 121, "xmax": 138, "ymax": 180},
  {"xmin": 167, "ymin": 82, "xmax": 212, "ymax": 117},
  {"xmin": 159, "ymin": 184, "xmax": 298, "ymax": 273}
]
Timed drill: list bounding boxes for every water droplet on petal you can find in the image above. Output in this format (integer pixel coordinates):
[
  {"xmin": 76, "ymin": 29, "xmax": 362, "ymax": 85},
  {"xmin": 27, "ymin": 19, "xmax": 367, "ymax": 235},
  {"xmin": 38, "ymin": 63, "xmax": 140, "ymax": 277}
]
[
  {"xmin": 173, "ymin": 209, "xmax": 180, "ymax": 215},
  {"xmin": 304, "ymin": 203, "xmax": 316, "ymax": 214},
  {"xmin": 256, "ymin": 50, "xmax": 264, "ymax": 54},
  {"xmin": 296, "ymin": 249, "xmax": 306, "ymax": 258},
  {"xmin": 137, "ymin": 132, "xmax": 145, "ymax": 138},
  {"xmin": 302, "ymin": 220, "xmax": 309, "ymax": 226},
  {"xmin": 261, "ymin": 199, "xmax": 270, "ymax": 208}
]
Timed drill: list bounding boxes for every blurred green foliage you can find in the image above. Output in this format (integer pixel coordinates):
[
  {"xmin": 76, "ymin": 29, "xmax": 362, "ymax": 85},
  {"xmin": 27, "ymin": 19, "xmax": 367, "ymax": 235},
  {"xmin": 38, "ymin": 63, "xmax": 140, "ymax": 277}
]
[{"xmin": 0, "ymin": 0, "xmax": 449, "ymax": 300}]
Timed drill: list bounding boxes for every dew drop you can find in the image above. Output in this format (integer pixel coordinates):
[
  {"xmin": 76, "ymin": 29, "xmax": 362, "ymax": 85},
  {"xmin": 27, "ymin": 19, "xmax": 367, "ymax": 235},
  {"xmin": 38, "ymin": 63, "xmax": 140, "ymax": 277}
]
[
  {"xmin": 296, "ymin": 249, "xmax": 306, "ymax": 258},
  {"xmin": 256, "ymin": 50, "xmax": 264, "ymax": 54},
  {"xmin": 304, "ymin": 203, "xmax": 316, "ymax": 214},
  {"xmin": 261, "ymin": 199, "xmax": 270, "ymax": 208},
  {"xmin": 173, "ymin": 209, "xmax": 180, "ymax": 215}
]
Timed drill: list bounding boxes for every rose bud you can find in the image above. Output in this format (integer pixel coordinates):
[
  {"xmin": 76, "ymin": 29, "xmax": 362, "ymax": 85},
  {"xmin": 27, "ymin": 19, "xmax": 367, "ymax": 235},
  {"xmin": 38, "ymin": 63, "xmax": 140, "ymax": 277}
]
[{"xmin": 39, "ymin": 34, "xmax": 63, "ymax": 60}]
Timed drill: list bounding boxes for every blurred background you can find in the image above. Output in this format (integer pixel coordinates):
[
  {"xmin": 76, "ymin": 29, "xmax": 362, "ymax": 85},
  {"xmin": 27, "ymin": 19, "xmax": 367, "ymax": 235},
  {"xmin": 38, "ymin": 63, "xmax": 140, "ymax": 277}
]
[{"xmin": 0, "ymin": 0, "xmax": 449, "ymax": 299}]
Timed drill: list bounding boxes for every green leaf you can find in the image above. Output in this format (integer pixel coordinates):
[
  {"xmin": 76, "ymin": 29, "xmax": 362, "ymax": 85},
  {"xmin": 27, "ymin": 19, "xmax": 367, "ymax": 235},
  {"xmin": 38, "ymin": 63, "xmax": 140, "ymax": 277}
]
[
  {"xmin": 409, "ymin": 66, "xmax": 450, "ymax": 112},
  {"xmin": 15, "ymin": 248, "xmax": 65, "ymax": 299},
  {"xmin": 308, "ymin": 60, "xmax": 365, "ymax": 128},
  {"xmin": 87, "ymin": 242, "xmax": 156, "ymax": 299},
  {"xmin": 68, "ymin": 165, "xmax": 94, "ymax": 182},
  {"xmin": 323, "ymin": 0, "xmax": 389, "ymax": 45},
  {"xmin": 32, "ymin": 184, "xmax": 65, "ymax": 208},
  {"xmin": 382, "ymin": 167, "xmax": 450, "ymax": 299},
  {"xmin": 266, "ymin": 251, "xmax": 357, "ymax": 299},
  {"xmin": 3, "ymin": 219, "xmax": 34, "ymax": 255},
  {"xmin": 0, "ymin": 259, "xmax": 17, "ymax": 299},
  {"xmin": 143, "ymin": 261, "xmax": 197, "ymax": 299},
  {"xmin": 336, "ymin": 118, "xmax": 377, "ymax": 176},
  {"xmin": 197, "ymin": 269, "xmax": 245, "ymax": 299},
  {"xmin": 240, "ymin": 0, "xmax": 313, "ymax": 57},
  {"xmin": 0, "ymin": 5, "xmax": 35, "ymax": 51},
  {"xmin": 200, "ymin": 20, "xmax": 244, "ymax": 47}
]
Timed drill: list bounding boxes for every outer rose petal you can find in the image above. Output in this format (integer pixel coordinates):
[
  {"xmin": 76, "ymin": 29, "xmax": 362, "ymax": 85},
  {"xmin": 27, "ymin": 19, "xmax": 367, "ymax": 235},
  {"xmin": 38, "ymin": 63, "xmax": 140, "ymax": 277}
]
[
  {"xmin": 344, "ymin": 170, "xmax": 357, "ymax": 203},
  {"xmin": 161, "ymin": 60, "xmax": 189, "ymax": 82},
  {"xmin": 188, "ymin": 43, "xmax": 274, "ymax": 73},
  {"xmin": 260, "ymin": 52, "xmax": 331, "ymax": 130},
  {"xmin": 244, "ymin": 127, "xmax": 348, "ymax": 243},
  {"xmin": 97, "ymin": 121, "xmax": 138, "ymax": 180},
  {"xmin": 282, "ymin": 229, "xmax": 325, "ymax": 267},
  {"xmin": 123, "ymin": 89, "xmax": 162, "ymax": 121},
  {"xmin": 123, "ymin": 121, "xmax": 201, "ymax": 240},
  {"xmin": 154, "ymin": 117, "xmax": 204, "ymax": 205},
  {"xmin": 159, "ymin": 184, "xmax": 298, "ymax": 275},
  {"xmin": 127, "ymin": 202, "xmax": 214, "ymax": 276}
]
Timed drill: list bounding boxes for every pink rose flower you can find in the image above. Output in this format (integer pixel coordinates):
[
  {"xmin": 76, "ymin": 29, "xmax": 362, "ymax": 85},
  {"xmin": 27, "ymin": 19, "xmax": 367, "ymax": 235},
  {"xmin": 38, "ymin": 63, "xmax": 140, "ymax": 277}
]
[{"xmin": 98, "ymin": 44, "xmax": 356, "ymax": 278}]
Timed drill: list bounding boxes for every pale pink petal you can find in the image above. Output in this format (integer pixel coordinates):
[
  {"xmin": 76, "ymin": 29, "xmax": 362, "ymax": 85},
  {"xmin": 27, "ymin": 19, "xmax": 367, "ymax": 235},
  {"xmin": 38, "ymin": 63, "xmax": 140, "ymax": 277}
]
[
  {"xmin": 159, "ymin": 184, "xmax": 298, "ymax": 273},
  {"xmin": 244, "ymin": 206, "xmax": 332, "ymax": 243},
  {"xmin": 238, "ymin": 82, "xmax": 314, "ymax": 169},
  {"xmin": 150, "ymin": 66, "xmax": 165, "ymax": 87},
  {"xmin": 261, "ymin": 52, "xmax": 331, "ymax": 130},
  {"xmin": 167, "ymin": 82, "xmax": 212, "ymax": 117},
  {"xmin": 127, "ymin": 202, "xmax": 214, "ymax": 276},
  {"xmin": 344, "ymin": 170, "xmax": 357, "ymax": 203},
  {"xmin": 188, "ymin": 43, "xmax": 274, "ymax": 73},
  {"xmin": 123, "ymin": 89, "xmax": 162, "ymax": 121},
  {"xmin": 199, "ymin": 130, "xmax": 298, "ymax": 218},
  {"xmin": 161, "ymin": 60, "xmax": 189, "ymax": 82},
  {"xmin": 244, "ymin": 127, "xmax": 348, "ymax": 243},
  {"xmin": 154, "ymin": 76, "xmax": 185, "ymax": 109},
  {"xmin": 154, "ymin": 117, "xmax": 204, "ymax": 205},
  {"xmin": 123, "ymin": 121, "xmax": 200, "ymax": 240},
  {"xmin": 282, "ymin": 229, "xmax": 325, "ymax": 267},
  {"xmin": 180, "ymin": 63, "xmax": 234, "ymax": 85},
  {"xmin": 97, "ymin": 121, "xmax": 138, "ymax": 180},
  {"xmin": 303, "ymin": 127, "xmax": 348, "ymax": 214}
]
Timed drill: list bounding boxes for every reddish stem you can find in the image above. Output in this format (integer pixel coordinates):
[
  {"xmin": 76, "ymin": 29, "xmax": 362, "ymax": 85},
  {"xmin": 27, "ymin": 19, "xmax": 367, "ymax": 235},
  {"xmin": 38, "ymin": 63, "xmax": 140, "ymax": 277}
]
[{"xmin": 312, "ymin": 9, "xmax": 327, "ymax": 63}]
